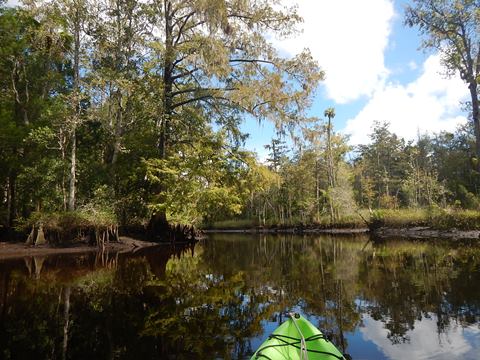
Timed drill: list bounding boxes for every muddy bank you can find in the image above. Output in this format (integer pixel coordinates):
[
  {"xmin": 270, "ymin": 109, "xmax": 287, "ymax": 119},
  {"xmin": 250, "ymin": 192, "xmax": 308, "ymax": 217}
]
[
  {"xmin": 0, "ymin": 236, "xmax": 159, "ymax": 260},
  {"xmin": 203, "ymin": 228, "xmax": 369, "ymax": 234},
  {"xmin": 373, "ymin": 227, "xmax": 480, "ymax": 241},
  {"xmin": 204, "ymin": 226, "xmax": 480, "ymax": 241}
]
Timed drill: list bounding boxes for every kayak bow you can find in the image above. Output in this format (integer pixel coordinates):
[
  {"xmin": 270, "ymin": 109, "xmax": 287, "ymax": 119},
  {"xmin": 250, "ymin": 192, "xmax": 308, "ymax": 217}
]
[{"xmin": 251, "ymin": 313, "xmax": 346, "ymax": 360}]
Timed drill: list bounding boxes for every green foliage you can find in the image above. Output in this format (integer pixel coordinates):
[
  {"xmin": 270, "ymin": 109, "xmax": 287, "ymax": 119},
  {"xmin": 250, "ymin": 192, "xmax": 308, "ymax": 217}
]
[
  {"xmin": 367, "ymin": 207, "xmax": 480, "ymax": 231},
  {"xmin": 353, "ymin": 121, "xmax": 480, "ymax": 213},
  {"xmin": 405, "ymin": 0, "xmax": 480, "ymax": 170},
  {"xmin": 17, "ymin": 206, "xmax": 117, "ymax": 235},
  {"xmin": 143, "ymin": 129, "xmax": 250, "ymax": 225},
  {"xmin": 0, "ymin": 0, "xmax": 325, "ymax": 232},
  {"xmin": 427, "ymin": 207, "xmax": 480, "ymax": 230},
  {"xmin": 2, "ymin": 0, "xmax": 480, "ymax": 234}
]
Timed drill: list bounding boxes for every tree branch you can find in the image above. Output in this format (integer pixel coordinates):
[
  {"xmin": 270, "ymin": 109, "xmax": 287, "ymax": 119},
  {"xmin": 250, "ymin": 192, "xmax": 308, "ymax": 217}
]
[
  {"xmin": 171, "ymin": 67, "xmax": 199, "ymax": 81},
  {"xmin": 171, "ymin": 87, "xmax": 237, "ymax": 97},
  {"xmin": 230, "ymin": 58, "xmax": 276, "ymax": 66},
  {"xmin": 172, "ymin": 95, "xmax": 214, "ymax": 109},
  {"xmin": 174, "ymin": 11, "xmax": 195, "ymax": 46}
]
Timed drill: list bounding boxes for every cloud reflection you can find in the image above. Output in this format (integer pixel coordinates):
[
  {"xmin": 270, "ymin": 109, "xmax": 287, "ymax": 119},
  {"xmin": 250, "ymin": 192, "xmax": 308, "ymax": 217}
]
[{"xmin": 359, "ymin": 313, "xmax": 480, "ymax": 360}]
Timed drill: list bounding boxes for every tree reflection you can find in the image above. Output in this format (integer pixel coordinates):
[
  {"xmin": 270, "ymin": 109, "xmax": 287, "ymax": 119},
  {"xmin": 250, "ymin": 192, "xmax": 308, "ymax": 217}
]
[{"xmin": 1, "ymin": 235, "xmax": 480, "ymax": 359}]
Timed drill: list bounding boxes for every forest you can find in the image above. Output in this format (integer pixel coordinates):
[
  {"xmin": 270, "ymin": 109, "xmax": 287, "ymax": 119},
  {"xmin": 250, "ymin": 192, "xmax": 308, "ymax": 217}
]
[{"xmin": 1, "ymin": 0, "xmax": 480, "ymax": 239}]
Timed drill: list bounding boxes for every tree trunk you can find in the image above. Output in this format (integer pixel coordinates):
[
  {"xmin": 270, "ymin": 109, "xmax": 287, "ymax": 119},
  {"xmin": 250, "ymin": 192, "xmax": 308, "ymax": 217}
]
[
  {"xmin": 111, "ymin": 92, "xmax": 123, "ymax": 165},
  {"xmin": 326, "ymin": 117, "xmax": 336, "ymax": 223},
  {"xmin": 315, "ymin": 159, "xmax": 320, "ymax": 221},
  {"xmin": 159, "ymin": 1, "xmax": 173, "ymax": 161},
  {"xmin": 6, "ymin": 172, "xmax": 16, "ymax": 229},
  {"xmin": 327, "ymin": 117, "xmax": 334, "ymax": 188},
  {"xmin": 154, "ymin": 0, "xmax": 174, "ymax": 226},
  {"xmin": 68, "ymin": 4, "xmax": 81, "ymax": 211},
  {"xmin": 111, "ymin": 0, "xmax": 126, "ymax": 165},
  {"xmin": 469, "ymin": 81, "xmax": 480, "ymax": 172},
  {"xmin": 68, "ymin": 131, "xmax": 76, "ymax": 211},
  {"xmin": 61, "ymin": 139, "xmax": 67, "ymax": 211}
]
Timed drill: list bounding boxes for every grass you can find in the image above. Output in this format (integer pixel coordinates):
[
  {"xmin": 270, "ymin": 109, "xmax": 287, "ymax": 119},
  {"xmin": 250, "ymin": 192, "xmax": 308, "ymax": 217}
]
[
  {"xmin": 203, "ymin": 218, "xmax": 258, "ymax": 230},
  {"xmin": 19, "ymin": 208, "xmax": 117, "ymax": 232},
  {"xmin": 204, "ymin": 208, "xmax": 480, "ymax": 231},
  {"xmin": 16, "ymin": 207, "xmax": 118, "ymax": 245},
  {"xmin": 372, "ymin": 207, "xmax": 480, "ymax": 230},
  {"xmin": 203, "ymin": 213, "xmax": 367, "ymax": 230}
]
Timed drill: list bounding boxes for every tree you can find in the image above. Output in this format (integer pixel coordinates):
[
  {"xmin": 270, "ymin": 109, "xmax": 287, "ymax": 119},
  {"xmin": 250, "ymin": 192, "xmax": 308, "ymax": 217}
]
[
  {"xmin": 28, "ymin": 0, "xmax": 91, "ymax": 211},
  {"xmin": 264, "ymin": 136, "xmax": 288, "ymax": 172},
  {"xmin": 401, "ymin": 144, "xmax": 447, "ymax": 207},
  {"xmin": 0, "ymin": 0, "xmax": 326, "ymax": 234},
  {"xmin": 405, "ymin": 0, "xmax": 480, "ymax": 170},
  {"xmin": 0, "ymin": 4, "xmax": 69, "ymax": 226},
  {"xmin": 354, "ymin": 122, "xmax": 408, "ymax": 208},
  {"xmin": 430, "ymin": 123, "xmax": 480, "ymax": 205},
  {"xmin": 323, "ymin": 107, "xmax": 337, "ymax": 221},
  {"xmin": 88, "ymin": 0, "xmax": 148, "ymax": 167},
  {"xmin": 144, "ymin": 0, "xmax": 324, "ymax": 231},
  {"xmin": 324, "ymin": 107, "xmax": 336, "ymax": 188}
]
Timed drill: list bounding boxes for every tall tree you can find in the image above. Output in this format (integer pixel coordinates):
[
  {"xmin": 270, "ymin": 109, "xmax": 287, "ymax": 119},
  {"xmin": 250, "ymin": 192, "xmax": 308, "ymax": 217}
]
[
  {"xmin": 265, "ymin": 136, "xmax": 288, "ymax": 172},
  {"xmin": 146, "ymin": 0, "xmax": 324, "ymax": 230},
  {"xmin": 355, "ymin": 122, "xmax": 408, "ymax": 208},
  {"xmin": 324, "ymin": 107, "xmax": 336, "ymax": 220},
  {"xmin": 324, "ymin": 107, "xmax": 336, "ymax": 187},
  {"xmin": 63, "ymin": 0, "xmax": 88, "ymax": 211},
  {"xmin": 405, "ymin": 0, "xmax": 480, "ymax": 171},
  {"xmin": 0, "ymin": 3, "xmax": 68, "ymax": 226},
  {"xmin": 89, "ymin": 0, "xmax": 147, "ymax": 166},
  {"xmin": 29, "ymin": 0, "xmax": 91, "ymax": 211}
]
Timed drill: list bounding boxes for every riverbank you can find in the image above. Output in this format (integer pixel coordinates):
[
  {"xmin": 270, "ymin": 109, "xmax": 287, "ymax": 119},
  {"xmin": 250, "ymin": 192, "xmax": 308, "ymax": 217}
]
[
  {"xmin": 374, "ymin": 227, "xmax": 480, "ymax": 240},
  {"xmin": 203, "ymin": 208, "xmax": 480, "ymax": 241},
  {"xmin": 0, "ymin": 236, "xmax": 159, "ymax": 260},
  {"xmin": 202, "ymin": 228, "xmax": 369, "ymax": 234},
  {"xmin": 204, "ymin": 226, "xmax": 480, "ymax": 242}
]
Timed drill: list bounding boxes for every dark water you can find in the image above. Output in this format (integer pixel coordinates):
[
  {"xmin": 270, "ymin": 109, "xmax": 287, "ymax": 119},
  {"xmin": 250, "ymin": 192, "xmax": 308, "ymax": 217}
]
[{"xmin": 1, "ymin": 234, "xmax": 480, "ymax": 359}]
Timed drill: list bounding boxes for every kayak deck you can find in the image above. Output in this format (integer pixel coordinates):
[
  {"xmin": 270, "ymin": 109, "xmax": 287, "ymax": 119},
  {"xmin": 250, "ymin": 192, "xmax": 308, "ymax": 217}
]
[{"xmin": 251, "ymin": 314, "xmax": 345, "ymax": 360}]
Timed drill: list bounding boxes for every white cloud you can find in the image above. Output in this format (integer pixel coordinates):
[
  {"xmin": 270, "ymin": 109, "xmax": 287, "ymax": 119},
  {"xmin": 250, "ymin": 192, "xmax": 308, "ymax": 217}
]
[
  {"xmin": 344, "ymin": 54, "xmax": 469, "ymax": 145},
  {"xmin": 6, "ymin": 0, "xmax": 20, "ymax": 7},
  {"xmin": 360, "ymin": 313, "xmax": 480, "ymax": 360},
  {"xmin": 408, "ymin": 61, "xmax": 418, "ymax": 70},
  {"xmin": 276, "ymin": 0, "xmax": 395, "ymax": 103}
]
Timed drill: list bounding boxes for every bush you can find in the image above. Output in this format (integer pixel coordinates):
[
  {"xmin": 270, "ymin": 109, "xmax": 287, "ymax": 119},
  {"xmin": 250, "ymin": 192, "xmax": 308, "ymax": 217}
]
[
  {"xmin": 367, "ymin": 207, "xmax": 480, "ymax": 230},
  {"xmin": 18, "ymin": 206, "xmax": 118, "ymax": 245}
]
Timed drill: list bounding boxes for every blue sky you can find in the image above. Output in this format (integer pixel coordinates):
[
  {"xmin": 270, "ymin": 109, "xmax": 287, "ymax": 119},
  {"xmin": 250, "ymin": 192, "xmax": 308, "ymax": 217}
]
[{"xmin": 242, "ymin": 0, "xmax": 470, "ymax": 161}]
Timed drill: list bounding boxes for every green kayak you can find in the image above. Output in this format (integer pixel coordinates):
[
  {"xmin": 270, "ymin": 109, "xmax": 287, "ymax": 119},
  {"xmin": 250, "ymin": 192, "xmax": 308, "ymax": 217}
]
[{"xmin": 251, "ymin": 313, "xmax": 346, "ymax": 360}]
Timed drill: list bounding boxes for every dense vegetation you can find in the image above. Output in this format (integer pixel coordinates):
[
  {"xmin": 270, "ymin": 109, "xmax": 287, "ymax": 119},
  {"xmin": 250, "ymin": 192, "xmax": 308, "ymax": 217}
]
[
  {"xmin": 1, "ymin": 0, "xmax": 479, "ymax": 237},
  {"xmin": 0, "ymin": 0, "xmax": 321, "ymax": 236},
  {"xmin": 218, "ymin": 120, "xmax": 480, "ymax": 228}
]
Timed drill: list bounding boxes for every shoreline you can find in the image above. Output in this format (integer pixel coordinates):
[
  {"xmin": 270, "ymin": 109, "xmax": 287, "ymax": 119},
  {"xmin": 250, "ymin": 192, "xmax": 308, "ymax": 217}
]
[
  {"xmin": 203, "ymin": 226, "xmax": 480, "ymax": 241},
  {"xmin": 2, "ymin": 226, "xmax": 480, "ymax": 260},
  {"xmin": 0, "ymin": 237, "xmax": 160, "ymax": 260},
  {"xmin": 202, "ymin": 228, "xmax": 369, "ymax": 234},
  {"xmin": 373, "ymin": 227, "xmax": 480, "ymax": 241}
]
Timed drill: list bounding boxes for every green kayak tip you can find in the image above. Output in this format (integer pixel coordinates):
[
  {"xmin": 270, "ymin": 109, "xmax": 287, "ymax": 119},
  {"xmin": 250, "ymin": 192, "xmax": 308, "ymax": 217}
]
[{"xmin": 251, "ymin": 313, "xmax": 347, "ymax": 360}]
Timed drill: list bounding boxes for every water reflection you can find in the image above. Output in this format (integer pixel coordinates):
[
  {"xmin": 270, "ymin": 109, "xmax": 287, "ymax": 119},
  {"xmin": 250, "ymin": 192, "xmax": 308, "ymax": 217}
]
[{"xmin": 1, "ymin": 234, "xmax": 480, "ymax": 359}]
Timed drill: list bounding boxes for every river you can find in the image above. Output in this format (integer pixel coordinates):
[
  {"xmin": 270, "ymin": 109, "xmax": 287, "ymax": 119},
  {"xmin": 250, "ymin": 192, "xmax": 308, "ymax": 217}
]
[{"xmin": 1, "ymin": 233, "xmax": 479, "ymax": 359}]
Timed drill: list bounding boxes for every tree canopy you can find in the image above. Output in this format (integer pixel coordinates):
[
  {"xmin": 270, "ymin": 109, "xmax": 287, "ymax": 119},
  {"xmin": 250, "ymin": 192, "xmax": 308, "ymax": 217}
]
[
  {"xmin": 0, "ymin": 0, "xmax": 324, "ymax": 233},
  {"xmin": 405, "ymin": 0, "xmax": 480, "ymax": 169}
]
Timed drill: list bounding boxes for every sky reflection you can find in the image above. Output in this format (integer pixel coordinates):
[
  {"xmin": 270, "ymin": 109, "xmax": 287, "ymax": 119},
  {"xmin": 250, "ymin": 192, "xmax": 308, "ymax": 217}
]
[{"xmin": 359, "ymin": 313, "xmax": 480, "ymax": 360}]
